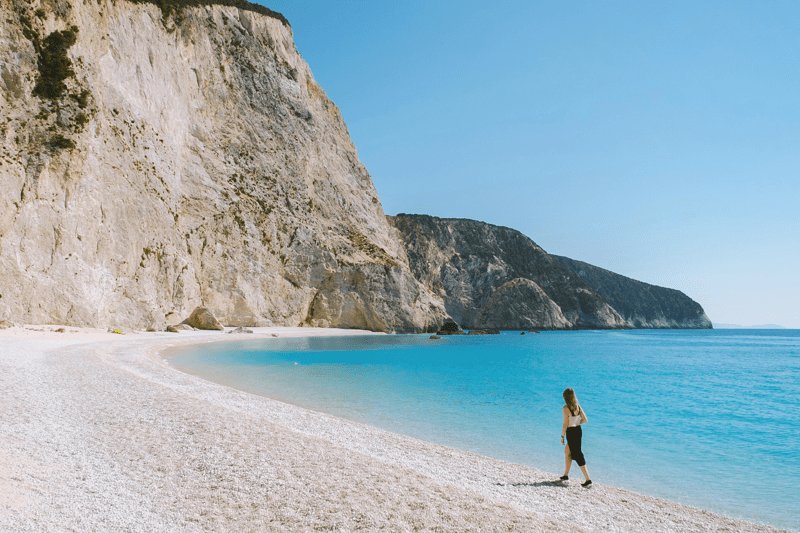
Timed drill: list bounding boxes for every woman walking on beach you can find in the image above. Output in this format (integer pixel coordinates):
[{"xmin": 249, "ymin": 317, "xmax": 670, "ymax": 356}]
[{"xmin": 560, "ymin": 387, "xmax": 592, "ymax": 487}]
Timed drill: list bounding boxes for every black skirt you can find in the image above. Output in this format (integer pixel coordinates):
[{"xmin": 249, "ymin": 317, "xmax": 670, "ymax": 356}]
[{"xmin": 566, "ymin": 426, "xmax": 586, "ymax": 466}]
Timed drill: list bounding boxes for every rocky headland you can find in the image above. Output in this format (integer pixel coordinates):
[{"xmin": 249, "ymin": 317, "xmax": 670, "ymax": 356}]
[
  {"xmin": 0, "ymin": 0, "xmax": 710, "ymax": 332},
  {"xmin": 553, "ymin": 255, "xmax": 712, "ymax": 328},
  {"xmin": 389, "ymin": 214, "xmax": 711, "ymax": 330}
]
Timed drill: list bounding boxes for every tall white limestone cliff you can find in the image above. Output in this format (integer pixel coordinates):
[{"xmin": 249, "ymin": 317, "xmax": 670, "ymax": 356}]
[{"xmin": 0, "ymin": 0, "xmax": 447, "ymax": 331}]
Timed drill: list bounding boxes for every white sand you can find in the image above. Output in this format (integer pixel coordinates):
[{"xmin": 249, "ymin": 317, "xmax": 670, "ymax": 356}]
[{"xmin": 0, "ymin": 325, "xmax": 788, "ymax": 532}]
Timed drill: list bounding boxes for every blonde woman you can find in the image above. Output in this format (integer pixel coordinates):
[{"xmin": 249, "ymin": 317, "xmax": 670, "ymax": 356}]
[{"xmin": 560, "ymin": 387, "xmax": 592, "ymax": 487}]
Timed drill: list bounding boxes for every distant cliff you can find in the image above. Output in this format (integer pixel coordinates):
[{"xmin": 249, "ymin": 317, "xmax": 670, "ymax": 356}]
[
  {"xmin": 388, "ymin": 214, "xmax": 630, "ymax": 330},
  {"xmin": 553, "ymin": 256, "xmax": 712, "ymax": 329},
  {"xmin": 389, "ymin": 214, "xmax": 711, "ymax": 330},
  {"xmin": 0, "ymin": 0, "xmax": 446, "ymax": 331}
]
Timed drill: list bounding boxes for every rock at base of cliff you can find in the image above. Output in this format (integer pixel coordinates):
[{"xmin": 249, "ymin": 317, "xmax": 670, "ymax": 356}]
[
  {"xmin": 181, "ymin": 307, "xmax": 224, "ymax": 331},
  {"xmin": 165, "ymin": 313, "xmax": 184, "ymax": 327},
  {"xmin": 437, "ymin": 320, "xmax": 465, "ymax": 335},
  {"xmin": 475, "ymin": 278, "xmax": 572, "ymax": 330},
  {"xmin": 467, "ymin": 330, "xmax": 500, "ymax": 335},
  {"xmin": 167, "ymin": 324, "xmax": 195, "ymax": 333}
]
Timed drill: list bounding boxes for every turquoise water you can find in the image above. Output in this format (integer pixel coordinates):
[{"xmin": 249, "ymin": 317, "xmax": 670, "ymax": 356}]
[{"xmin": 166, "ymin": 330, "xmax": 800, "ymax": 532}]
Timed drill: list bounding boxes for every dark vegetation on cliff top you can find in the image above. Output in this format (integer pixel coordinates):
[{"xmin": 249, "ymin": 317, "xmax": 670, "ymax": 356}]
[{"xmin": 127, "ymin": 0, "xmax": 290, "ymax": 27}]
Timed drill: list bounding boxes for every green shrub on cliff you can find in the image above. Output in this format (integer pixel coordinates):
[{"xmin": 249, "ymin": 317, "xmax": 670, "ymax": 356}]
[
  {"xmin": 32, "ymin": 27, "xmax": 79, "ymax": 100},
  {"xmin": 50, "ymin": 134, "xmax": 76, "ymax": 150}
]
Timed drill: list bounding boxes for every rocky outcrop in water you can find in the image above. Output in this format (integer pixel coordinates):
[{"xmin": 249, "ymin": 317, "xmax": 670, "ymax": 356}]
[
  {"xmin": 0, "ymin": 0, "xmax": 446, "ymax": 331},
  {"xmin": 436, "ymin": 320, "xmax": 464, "ymax": 335},
  {"xmin": 388, "ymin": 214, "xmax": 630, "ymax": 330},
  {"xmin": 553, "ymin": 256, "xmax": 712, "ymax": 329}
]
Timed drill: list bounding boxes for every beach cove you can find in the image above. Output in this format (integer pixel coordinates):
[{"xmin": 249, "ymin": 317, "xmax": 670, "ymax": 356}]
[{"xmin": 0, "ymin": 327, "xmax": 790, "ymax": 532}]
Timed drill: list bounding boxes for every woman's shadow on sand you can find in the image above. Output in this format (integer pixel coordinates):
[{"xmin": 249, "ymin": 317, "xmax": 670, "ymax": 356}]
[{"xmin": 496, "ymin": 480, "xmax": 569, "ymax": 488}]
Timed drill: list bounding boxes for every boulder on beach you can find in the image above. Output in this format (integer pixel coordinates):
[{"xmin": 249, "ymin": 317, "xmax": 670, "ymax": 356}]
[
  {"xmin": 167, "ymin": 324, "xmax": 195, "ymax": 333},
  {"xmin": 181, "ymin": 307, "xmax": 224, "ymax": 331}
]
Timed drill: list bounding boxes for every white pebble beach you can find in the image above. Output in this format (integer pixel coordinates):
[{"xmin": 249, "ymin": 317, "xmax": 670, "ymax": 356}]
[{"xmin": 0, "ymin": 326, "xmax": 788, "ymax": 532}]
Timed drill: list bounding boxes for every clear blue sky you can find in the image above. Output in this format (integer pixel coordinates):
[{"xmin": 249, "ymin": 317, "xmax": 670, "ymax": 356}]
[{"xmin": 259, "ymin": 1, "xmax": 800, "ymax": 328}]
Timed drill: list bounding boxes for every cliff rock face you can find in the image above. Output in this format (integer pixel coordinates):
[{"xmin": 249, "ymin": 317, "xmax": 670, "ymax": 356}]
[
  {"xmin": 553, "ymin": 256, "xmax": 712, "ymax": 329},
  {"xmin": 388, "ymin": 214, "xmax": 630, "ymax": 330},
  {"xmin": 389, "ymin": 214, "xmax": 711, "ymax": 330},
  {"xmin": 475, "ymin": 278, "xmax": 571, "ymax": 330},
  {"xmin": 0, "ymin": 0, "xmax": 446, "ymax": 331}
]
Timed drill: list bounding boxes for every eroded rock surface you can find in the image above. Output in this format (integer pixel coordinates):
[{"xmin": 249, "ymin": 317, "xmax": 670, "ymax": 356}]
[
  {"xmin": 476, "ymin": 278, "xmax": 571, "ymax": 330},
  {"xmin": 389, "ymin": 214, "xmax": 629, "ymax": 330},
  {"xmin": 553, "ymin": 256, "xmax": 712, "ymax": 329},
  {"xmin": 390, "ymin": 214, "xmax": 711, "ymax": 330},
  {"xmin": 0, "ymin": 0, "xmax": 446, "ymax": 332}
]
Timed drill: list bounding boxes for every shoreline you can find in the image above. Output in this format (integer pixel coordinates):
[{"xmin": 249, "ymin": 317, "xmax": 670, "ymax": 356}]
[{"xmin": 0, "ymin": 325, "xmax": 789, "ymax": 532}]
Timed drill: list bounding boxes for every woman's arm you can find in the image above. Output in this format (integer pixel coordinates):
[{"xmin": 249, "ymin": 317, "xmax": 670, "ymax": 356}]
[
  {"xmin": 561, "ymin": 406, "xmax": 568, "ymax": 444},
  {"xmin": 580, "ymin": 405, "xmax": 588, "ymax": 424}
]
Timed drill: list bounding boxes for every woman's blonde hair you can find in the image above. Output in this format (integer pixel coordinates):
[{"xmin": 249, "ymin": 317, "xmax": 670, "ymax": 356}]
[{"xmin": 563, "ymin": 388, "xmax": 579, "ymax": 414}]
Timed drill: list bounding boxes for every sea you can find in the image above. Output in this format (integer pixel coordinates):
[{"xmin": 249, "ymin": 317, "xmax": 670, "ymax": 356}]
[{"xmin": 166, "ymin": 329, "xmax": 800, "ymax": 532}]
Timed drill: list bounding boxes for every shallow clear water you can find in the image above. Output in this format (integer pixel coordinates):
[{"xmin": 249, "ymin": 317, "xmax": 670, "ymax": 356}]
[{"xmin": 167, "ymin": 329, "xmax": 800, "ymax": 532}]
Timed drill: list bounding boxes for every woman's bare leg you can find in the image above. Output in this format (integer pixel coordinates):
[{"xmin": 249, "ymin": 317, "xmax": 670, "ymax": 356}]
[
  {"xmin": 579, "ymin": 464, "xmax": 590, "ymax": 481},
  {"xmin": 563, "ymin": 445, "xmax": 572, "ymax": 476}
]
